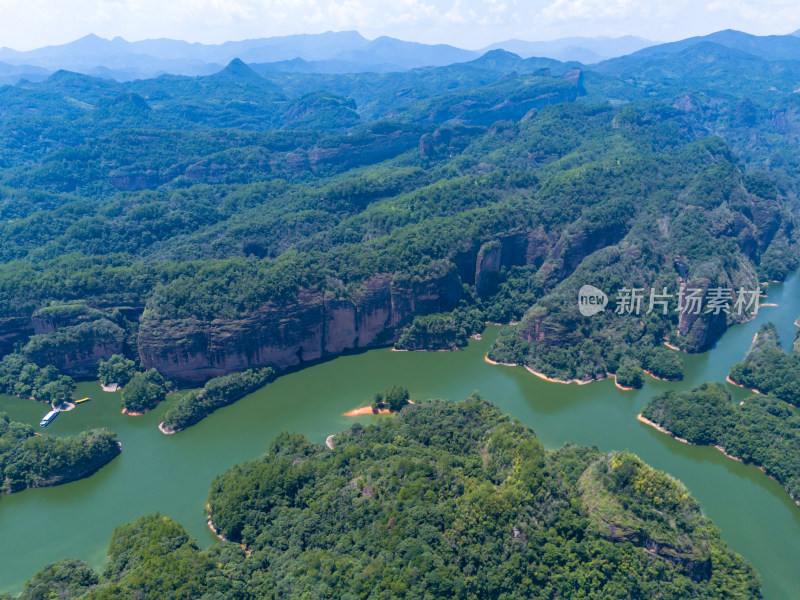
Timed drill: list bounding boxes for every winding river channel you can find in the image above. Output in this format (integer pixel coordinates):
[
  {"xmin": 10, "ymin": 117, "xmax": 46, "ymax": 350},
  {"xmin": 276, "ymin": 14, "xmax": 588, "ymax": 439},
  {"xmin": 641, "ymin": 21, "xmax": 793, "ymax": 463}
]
[{"xmin": 2, "ymin": 274, "xmax": 800, "ymax": 598}]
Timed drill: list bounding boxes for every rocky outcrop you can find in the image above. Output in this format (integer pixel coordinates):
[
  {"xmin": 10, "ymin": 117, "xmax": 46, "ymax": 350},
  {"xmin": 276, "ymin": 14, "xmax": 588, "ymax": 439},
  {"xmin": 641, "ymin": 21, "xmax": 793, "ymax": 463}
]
[
  {"xmin": 674, "ymin": 279, "xmax": 728, "ymax": 353},
  {"xmin": 22, "ymin": 319, "xmax": 125, "ymax": 377},
  {"xmin": 138, "ymin": 268, "xmax": 462, "ymax": 383},
  {"xmin": 30, "ymin": 304, "xmax": 104, "ymax": 335},
  {"xmin": 561, "ymin": 68, "xmax": 586, "ymax": 96},
  {"xmin": 109, "ymin": 168, "xmax": 165, "ymax": 192},
  {"xmin": 307, "ymin": 128, "xmax": 421, "ymax": 171},
  {"xmin": 0, "ymin": 316, "xmax": 34, "ymax": 356},
  {"xmin": 474, "ymin": 228, "xmax": 552, "ymax": 297}
]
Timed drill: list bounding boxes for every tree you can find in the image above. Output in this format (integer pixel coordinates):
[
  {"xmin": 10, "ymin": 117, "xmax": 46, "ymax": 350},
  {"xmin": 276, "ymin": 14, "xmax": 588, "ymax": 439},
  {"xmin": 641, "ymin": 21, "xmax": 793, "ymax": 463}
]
[
  {"xmin": 385, "ymin": 385, "xmax": 410, "ymax": 412},
  {"xmin": 121, "ymin": 370, "xmax": 168, "ymax": 413},
  {"xmin": 616, "ymin": 359, "xmax": 644, "ymax": 389},
  {"xmin": 98, "ymin": 355, "xmax": 137, "ymax": 387}
]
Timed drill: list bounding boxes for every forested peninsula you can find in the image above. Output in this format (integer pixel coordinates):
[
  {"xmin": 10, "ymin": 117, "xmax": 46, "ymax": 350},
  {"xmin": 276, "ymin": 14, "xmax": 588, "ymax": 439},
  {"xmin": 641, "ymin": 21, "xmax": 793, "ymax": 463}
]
[
  {"xmin": 4, "ymin": 398, "xmax": 762, "ymax": 599},
  {"xmin": 641, "ymin": 383, "xmax": 800, "ymax": 505},
  {"xmin": 0, "ymin": 413, "xmax": 120, "ymax": 494}
]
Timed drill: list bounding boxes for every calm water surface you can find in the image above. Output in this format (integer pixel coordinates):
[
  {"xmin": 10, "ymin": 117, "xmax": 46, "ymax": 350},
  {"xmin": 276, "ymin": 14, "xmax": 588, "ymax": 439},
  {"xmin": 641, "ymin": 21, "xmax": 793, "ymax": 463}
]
[{"xmin": 2, "ymin": 275, "xmax": 800, "ymax": 598}]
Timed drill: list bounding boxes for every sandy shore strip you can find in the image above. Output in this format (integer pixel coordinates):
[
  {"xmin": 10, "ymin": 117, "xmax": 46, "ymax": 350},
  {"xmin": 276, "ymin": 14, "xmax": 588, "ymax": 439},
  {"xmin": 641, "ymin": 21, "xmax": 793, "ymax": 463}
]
[
  {"xmin": 639, "ymin": 414, "xmax": 799, "ymax": 506},
  {"xmin": 325, "ymin": 435, "xmax": 335, "ymax": 450},
  {"xmin": 524, "ymin": 366, "xmax": 594, "ymax": 385},
  {"xmin": 714, "ymin": 445, "xmax": 743, "ymax": 462},
  {"xmin": 484, "ymin": 354, "xmax": 595, "ymax": 384},
  {"xmin": 637, "ymin": 414, "xmax": 691, "ymax": 444},
  {"xmin": 607, "ymin": 373, "xmax": 634, "ymax": 391},
  {"xmin": 102, "ymin": 383, "xmax": 120, "ymax": 392},
  {"xmin": 642, "ymin": 369, "xmax": 674, "ymax": 382},
  {"xmin": 391, "ymin": 347, "xmax": 453, "ymax": 353},
  {"xmin": 663, "ymin": 341, "xmax": 681, "ymax": 351},
  {"xmin": 483, "ymin": 354, "xmax": 517, "ymax": 367},
  {"xmin": 158, "ymin": 422, "xmax": 176, "ymax": 435},
  {"xmin": 725, "ymin": 375, "xmax": 761, "ymax": 394},
  {"xmin": 343, "ymin": 405, "xmax": 392, "ymax": 417},
  {"xmin": 207, "ymin": 507, "xmax": 252, "ymax": 554},
  {"xmin": 122, "ymin": 407, "xmax": 148, "ymax": 416}
]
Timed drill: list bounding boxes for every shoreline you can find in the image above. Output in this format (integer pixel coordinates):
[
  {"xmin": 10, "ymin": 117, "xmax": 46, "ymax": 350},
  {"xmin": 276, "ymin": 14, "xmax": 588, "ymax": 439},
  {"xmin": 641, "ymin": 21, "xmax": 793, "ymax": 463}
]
[
  {"xmin": 121, "ymin": 407, "xmax": 148, "ymax": 416},
  {"xmin": 636, "ymin": 414, "xmax": 691, "ymax": 444},
  {"xmin": 637, "ymin": 414, "xmax": 799, "ymax": 507},
  {"xmin": 663, "ymin": 341, "xmax": 681, "ymax": 351},
  {"xmin": 725, "ymin": 375, "xmax": 761, "ymax": 394},
  {"xmin": 607, "ymin": 372, "xmax": 634, "ymax": 391},
  {"xmin": 524, "ymin": 366, "xmax": 594, "ymax": 385},
  {"xmin": 343, "ymin": 405, "xmax": 392, "ymax": 417},
  {"xmin": 482, "ymin": 354, "xmax": 595, "ymax": 384},
  {"xmin": 325, "ymin": 434, "xmax": 335, "ymax": 450},
  {"xmin": 642, "ymin": 369, "xmax": 676, "ymax": 382},
  {"xmin": 483, "ymin": 354, "xmax": 516, "ymax": 367},
  {"xmin": 206, "ymin": 506, "xmax": 252, "ymax": 554},
  {"xmin": 391, "ymin": 347, "xmax": 454, "ymax": 353},
  {"xmin": 158, "ymin": 422, "xmax": 176, "ymax": 435}
]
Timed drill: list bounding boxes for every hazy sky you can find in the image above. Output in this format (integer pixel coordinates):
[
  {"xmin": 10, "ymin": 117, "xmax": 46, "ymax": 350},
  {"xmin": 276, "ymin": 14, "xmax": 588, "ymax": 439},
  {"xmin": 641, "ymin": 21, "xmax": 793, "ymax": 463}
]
[{"xmin": 1, "ymin": 0, "xmax": 798, "ymax": 50}]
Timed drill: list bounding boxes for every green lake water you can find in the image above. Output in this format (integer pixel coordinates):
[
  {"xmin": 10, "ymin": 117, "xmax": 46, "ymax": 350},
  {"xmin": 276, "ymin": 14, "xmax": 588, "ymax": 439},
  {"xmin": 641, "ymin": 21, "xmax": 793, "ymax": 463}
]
[{"xmin": 2, "ymin": 275, "xmax": 800, "ymax": 598}]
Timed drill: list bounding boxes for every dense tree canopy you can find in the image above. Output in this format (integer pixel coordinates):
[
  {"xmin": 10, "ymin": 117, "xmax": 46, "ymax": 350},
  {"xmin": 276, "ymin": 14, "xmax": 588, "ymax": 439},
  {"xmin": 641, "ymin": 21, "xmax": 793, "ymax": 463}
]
[
  {"xmin": 0, "ymin": 412, "xmax": 120, "ymax": 494},
  {"xmin": 160, "ymin": 367, "xmax": 276, "ymax": 433},
  {"xmin": 729, "ymin": 322, "xmax": 800, "ymax": 405},
  {"xmin": 121, "ymin": 369, "xmax": 168, "ymax": 414},
  {"xmin": 642, "ymin": 382, "xmax": 800, "ymax": 503},
  {"xmin": 6, "ymin": 398, "xmax": 761, "ymax": 599}
]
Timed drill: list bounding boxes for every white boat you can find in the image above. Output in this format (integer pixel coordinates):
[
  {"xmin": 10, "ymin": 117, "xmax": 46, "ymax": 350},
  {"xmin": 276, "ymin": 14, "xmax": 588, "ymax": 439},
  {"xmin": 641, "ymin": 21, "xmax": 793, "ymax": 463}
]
[{"xmin": 39, "ymin": 409, "xmax": 59, "ymax": 427}]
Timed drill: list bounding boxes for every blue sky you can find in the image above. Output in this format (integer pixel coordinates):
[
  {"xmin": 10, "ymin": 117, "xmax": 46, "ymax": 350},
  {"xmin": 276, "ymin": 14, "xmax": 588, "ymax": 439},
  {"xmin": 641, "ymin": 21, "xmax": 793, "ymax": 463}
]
[{"xmin": 1, "ymin": 0, "xmax": 798, "ymax": 50}]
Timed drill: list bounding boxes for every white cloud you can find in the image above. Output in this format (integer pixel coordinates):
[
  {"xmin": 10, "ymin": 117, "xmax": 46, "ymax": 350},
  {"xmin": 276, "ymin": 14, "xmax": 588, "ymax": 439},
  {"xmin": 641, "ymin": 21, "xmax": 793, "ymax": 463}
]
[{"xmin": 707, "ymin": 0, "xmax": 800, "ymax": 30}]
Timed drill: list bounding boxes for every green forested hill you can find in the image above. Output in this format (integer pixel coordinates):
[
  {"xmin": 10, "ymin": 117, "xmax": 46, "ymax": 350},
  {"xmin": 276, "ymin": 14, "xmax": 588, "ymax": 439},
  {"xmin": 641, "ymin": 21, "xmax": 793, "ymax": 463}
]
[
  {"xmin": 1, "ymin": 43, "xmax": 799, "ymax": 394},
  {"xmin": 4, "ymin": 398, "xmax": 762, "ymax": 599}
]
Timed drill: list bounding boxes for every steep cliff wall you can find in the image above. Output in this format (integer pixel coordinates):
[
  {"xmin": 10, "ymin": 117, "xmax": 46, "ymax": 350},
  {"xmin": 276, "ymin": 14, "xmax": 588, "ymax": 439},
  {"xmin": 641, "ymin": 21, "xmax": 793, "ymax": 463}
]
[
  {"xmin": 0, "ymin": 317, "xmax": 34, "ymax": 356},
  {"xmin": 22, "ymin": 319, "xmax": 126, "ymax": 378},
  {"xmin": 138, "ymin": 268, "xmax": 462, "ymax": 383}
]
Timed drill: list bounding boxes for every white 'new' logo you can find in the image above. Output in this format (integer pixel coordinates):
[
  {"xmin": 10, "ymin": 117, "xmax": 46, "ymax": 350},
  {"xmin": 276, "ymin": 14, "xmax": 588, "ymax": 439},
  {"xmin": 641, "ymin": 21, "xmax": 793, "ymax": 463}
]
[{"xmin": 578, "ymin": 285, "xmax": 607, "ymax": 316}]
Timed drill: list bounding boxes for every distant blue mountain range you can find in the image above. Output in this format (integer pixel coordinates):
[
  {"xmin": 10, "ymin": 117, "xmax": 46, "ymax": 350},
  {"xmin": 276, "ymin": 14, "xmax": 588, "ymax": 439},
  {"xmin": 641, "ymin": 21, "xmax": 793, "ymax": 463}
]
[
  {"xmin": 2, "ymin": 28, "xmax": 800, "ymax": 85},
  {"xmin": 0, "ymin": 31, "xmax": 652, "ymax": 83}
]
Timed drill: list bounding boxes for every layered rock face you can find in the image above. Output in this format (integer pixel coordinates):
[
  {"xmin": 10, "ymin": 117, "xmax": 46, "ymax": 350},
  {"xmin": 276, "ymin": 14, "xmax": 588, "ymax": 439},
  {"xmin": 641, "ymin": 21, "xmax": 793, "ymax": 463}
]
[
  {"xmin": 0, "ymin": 317, "xmax": 34, "ymax": 356},
  {"xmin": 138, "ymin": 268, "xmax": 463, "ymax": 383},
  {"xmin": 0, "ymin": 305, "xmax": 104, "ymax": 358},
  {"xmin": 475, "ymin": 228, "xmax": 551, "ymax": 297},
  {"xmin": 22, "ymin": 319, "xmax": 126, "ymax": 378}
]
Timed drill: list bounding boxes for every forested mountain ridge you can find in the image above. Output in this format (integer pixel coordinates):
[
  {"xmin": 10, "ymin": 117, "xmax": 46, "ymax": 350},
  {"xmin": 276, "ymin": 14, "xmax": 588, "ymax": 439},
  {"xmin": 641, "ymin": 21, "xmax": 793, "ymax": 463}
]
[
  {"xmin": 0, "ymin": 40, "xmax": 799, "ymax": 389},
  {"xmin": 3, "ymin": 398, "xmax": 762, "ymax": 599}
]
